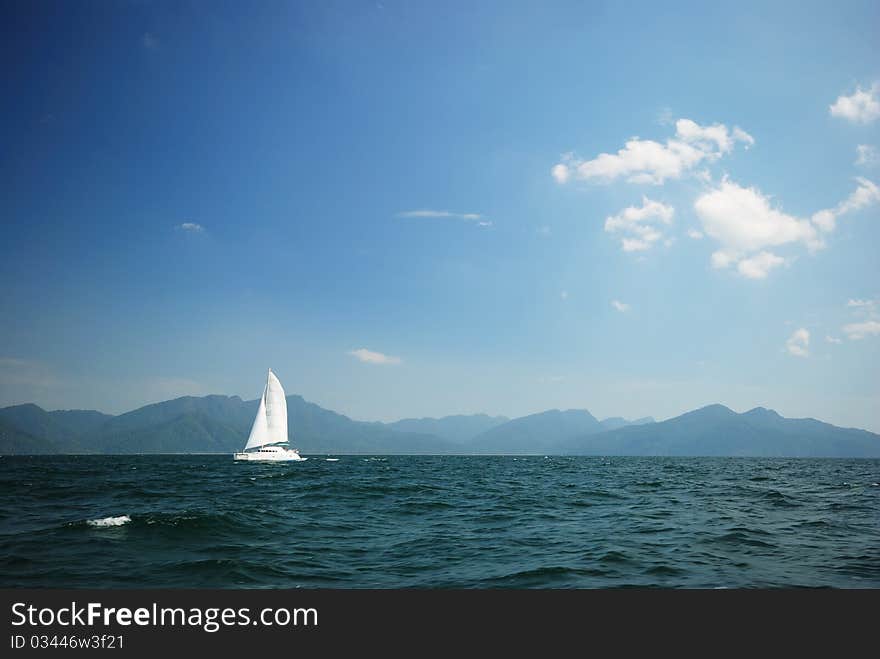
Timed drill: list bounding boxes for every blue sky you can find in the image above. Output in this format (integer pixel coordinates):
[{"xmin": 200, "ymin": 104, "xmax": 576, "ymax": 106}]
[{"xmin": 1, "ymin": 1, "xmax": 879, "ymax": 430}]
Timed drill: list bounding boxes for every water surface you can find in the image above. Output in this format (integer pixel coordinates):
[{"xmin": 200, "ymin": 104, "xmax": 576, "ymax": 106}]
[{"xmin": 1, "ymin": 455, "xmax": 877, "ymax": 588}]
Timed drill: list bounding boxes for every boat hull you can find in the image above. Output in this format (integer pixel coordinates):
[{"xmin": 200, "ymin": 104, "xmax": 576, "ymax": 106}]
[{"xmin": 233, "ymin": 448, "xmax": 307, "ymax": 462}]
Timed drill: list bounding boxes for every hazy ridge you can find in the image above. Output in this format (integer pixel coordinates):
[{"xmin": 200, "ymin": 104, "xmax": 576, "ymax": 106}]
[{"xmin": 1, "ymin": 396, "xmax": 878, "ymax": 457}]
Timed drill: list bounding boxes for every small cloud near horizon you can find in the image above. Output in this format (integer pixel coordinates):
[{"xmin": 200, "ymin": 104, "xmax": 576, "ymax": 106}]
[
  {"xmin": 177, "ymin": 222, "xmax": 204, "ymax": 233},
  {"xmin": 611, "ymin": 300, "xmax": 630, "ymax": 313},
  {"xmin": 842, "ymin": 320, "xmax": 880, "ymax": 341},
  {"xmin": 396, "ymin": 209, "xmax": 488, "ymax": 225},
  {"xmin": 846, "ymin": 298, "xmax": 877, "ymax": 309},
  {"xmin": 785, "ymin": 328, "xmax": 810, "ymax": 357},
  {"xmin": 348, "ymin": 348, "xmax": 402, "ymax": 365}
]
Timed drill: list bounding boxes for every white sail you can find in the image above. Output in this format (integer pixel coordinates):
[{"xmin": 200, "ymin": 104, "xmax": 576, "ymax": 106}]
[
  {"xmin": 243, "ymin": 369, "xmax": 288, "ymax": 450},
  {"xmin": 264, "ymin": 369, "xmax": 288, "ymax": 446},
  {"xmin": 244, "ymin": 391, "xmax": 270, "ymax": 450}
]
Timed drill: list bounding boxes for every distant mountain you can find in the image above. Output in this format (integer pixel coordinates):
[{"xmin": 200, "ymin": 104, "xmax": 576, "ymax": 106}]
[
  {"xmin": 599, "ymin": 416, "xmax": 655, "ymax": 431},
  {"xmin": 0, "ymin": 395, "xmax": 458, "ymax": 455},
  {"xmin": 385, "ymin": 414, "xmax": 509, "ymax": 443},
  {"xmin": 90, "ymin": 395, "xmax": 252, "ymax": 453},
  {"xmin": 561, "ymin": 404, "xmax": 880, "ymax": 457},
  {"xmin": 0, "ymin": 417, "xmax": 59, "ymax": 454},
  {"xmin": 468, "ymin": 409, "xmax": 604, "ymax": 454},
  {"xmin": 43, "ymin": 409, "xmax": 114, "ymax": 438},
  {"xmin": 0, "ymin": 404, "xmax": 113, "ymax": 453},
  {"xmin": 282, "ymin": 395, "xmax": 457, "ymax": 454},
  {"xmin": 2, "ymin": 398, "xmax": 878, "ymax": 457}
]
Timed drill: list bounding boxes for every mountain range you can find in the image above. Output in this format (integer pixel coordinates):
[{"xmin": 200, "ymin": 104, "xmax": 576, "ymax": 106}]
[{"xmin": 0, "ymin": 395, "xmax": 878, "ymax": 457}]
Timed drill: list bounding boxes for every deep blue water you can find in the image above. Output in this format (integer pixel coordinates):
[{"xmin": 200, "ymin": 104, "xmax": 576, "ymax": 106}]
[{"xmin": 1, "ymin": 455, "xmax": 878, "ymax": 588}]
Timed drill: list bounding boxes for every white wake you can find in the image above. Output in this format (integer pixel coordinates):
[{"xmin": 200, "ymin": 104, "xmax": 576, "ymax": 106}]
[{"xmin": 87, "ymin": 515, "xmax": 131, "ymax": 528}]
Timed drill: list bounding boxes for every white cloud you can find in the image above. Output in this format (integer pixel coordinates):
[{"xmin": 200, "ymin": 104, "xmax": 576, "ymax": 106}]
[
  {"xmin": 695, "ymin": 180, "xmax": 821, "ymax": 254},
  {"xmin": 177, "ymin": 222, "xmax": 204, "ymax": 232},
  {"xmin": 855, "ymin": 144, "xmax": 878, "ymax": 167},
  {"xmin": 736, "ymin": 251, "xmax": 787, "ymax": 279},
  {"xmin": 825, "ymin": 335, "xmax": 842, "ymax": 344},
  {"xmin": 710, "ymin": 249, "xmax": 738, "ymax": 269},
  {"xmin": 621, "ymin": 237, "xmax": 652, "ymax": 252},
  {"xmin": 810, "ymin": 209, "xmax": 836, "ymax": 233},
  {"xmin": 560, "ymin": 290, "xmax": 569, "ymax": 300},
  {"xmin": 835, "ymin": 177, "xmax": 880, "ymax": 215},
  {"xmin": 552, "ymin": 119, "xmax": 753, "ymax": 186},
  {"xmin": 841, "ymin": 299, "xmax": 879, "ymax": 340},
  {"xmin": 811, "ymin": 177, "xmax": 880, "ymax": 233},
  {"xmin": 687, "ymin": 229, "xmax": 704, "ymax": 239},
  {"xmin": 829, "ymin": 84, "xmax": 880, "ymax": 124},
  {"xmin": 785, "ymin": 328, "xmax": 810, "ymax": 358},
  {"xmin": 604, "ymin": 196, "xmax": 674, "ymax": 252},
  {"xmin": 398, "ymin": 209, "xmax": 480, "ymax": 220},
  {"xmin": 605, "ymin": 197, "xmax": 674, "ymax": 230},
  {"xmin": 731, "ymin": 127, "xmax": 755, "ymax": 148},
  {"xmin": 551, "ymin": 163, "xmax": 570, "ymax": 184},
  {"xmin": 396, "ymin": 209, "xmax": 489, "ymax": 226},
  {"xmin": 842, "ymin": 320, "xmax": 880, "ymax": 340},
  {"xmin": 611, "ymin": 300, "xmax": 630, "ymax": 313},
  {"xmin": 348, "ymin": 348, "xmax": 402, "ymax": 365},
  {"xmin": 675, "ymin": 118, "xmax": 749, "ymax": 153},
  {"xmin": 694, "ymin": 177, "xmax": 878, "ymax": 278}
]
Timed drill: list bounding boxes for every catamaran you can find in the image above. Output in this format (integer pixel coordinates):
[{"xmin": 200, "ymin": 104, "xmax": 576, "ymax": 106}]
[{"xmin": 233, "ymin": 369, "xmax": 306, "ymax": 462}]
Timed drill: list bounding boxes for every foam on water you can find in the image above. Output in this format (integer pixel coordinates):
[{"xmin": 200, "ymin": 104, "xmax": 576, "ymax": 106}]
[{"xmin": 86, "ymin": 515, "xmax": 131, "ymax": 528}]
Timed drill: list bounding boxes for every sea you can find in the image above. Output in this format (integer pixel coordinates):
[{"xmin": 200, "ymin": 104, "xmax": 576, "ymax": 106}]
[{"xmin": 1, "ymin": 455, "xmax": 878, "ymax": 588}]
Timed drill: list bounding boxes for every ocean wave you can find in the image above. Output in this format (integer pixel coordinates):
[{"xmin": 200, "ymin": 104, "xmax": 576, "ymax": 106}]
[
  {"xmin": 482, "ymin": 565, "xmax": 610, "ymax": 586},
  {"xmin": 86, "ymin": 515, "xmax": 131, "ymax": 528},
  {"xmin": 142, "ymin": 511, "xmax": 242, "ymax": 530},
  {"xmin": 5, "ymin": 455, "xmax": 880, "ymax": 588}
]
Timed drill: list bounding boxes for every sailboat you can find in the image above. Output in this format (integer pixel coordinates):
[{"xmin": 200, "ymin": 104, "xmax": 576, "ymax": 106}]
[{"xmin": 233, "ymin": 369, "xmax": 307, "ymax": 462}]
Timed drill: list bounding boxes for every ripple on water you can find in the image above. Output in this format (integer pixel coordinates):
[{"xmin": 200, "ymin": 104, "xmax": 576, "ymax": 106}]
[{"xmin": 1, "ymin": 455, "xmax": 878, "ymax": 588}]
